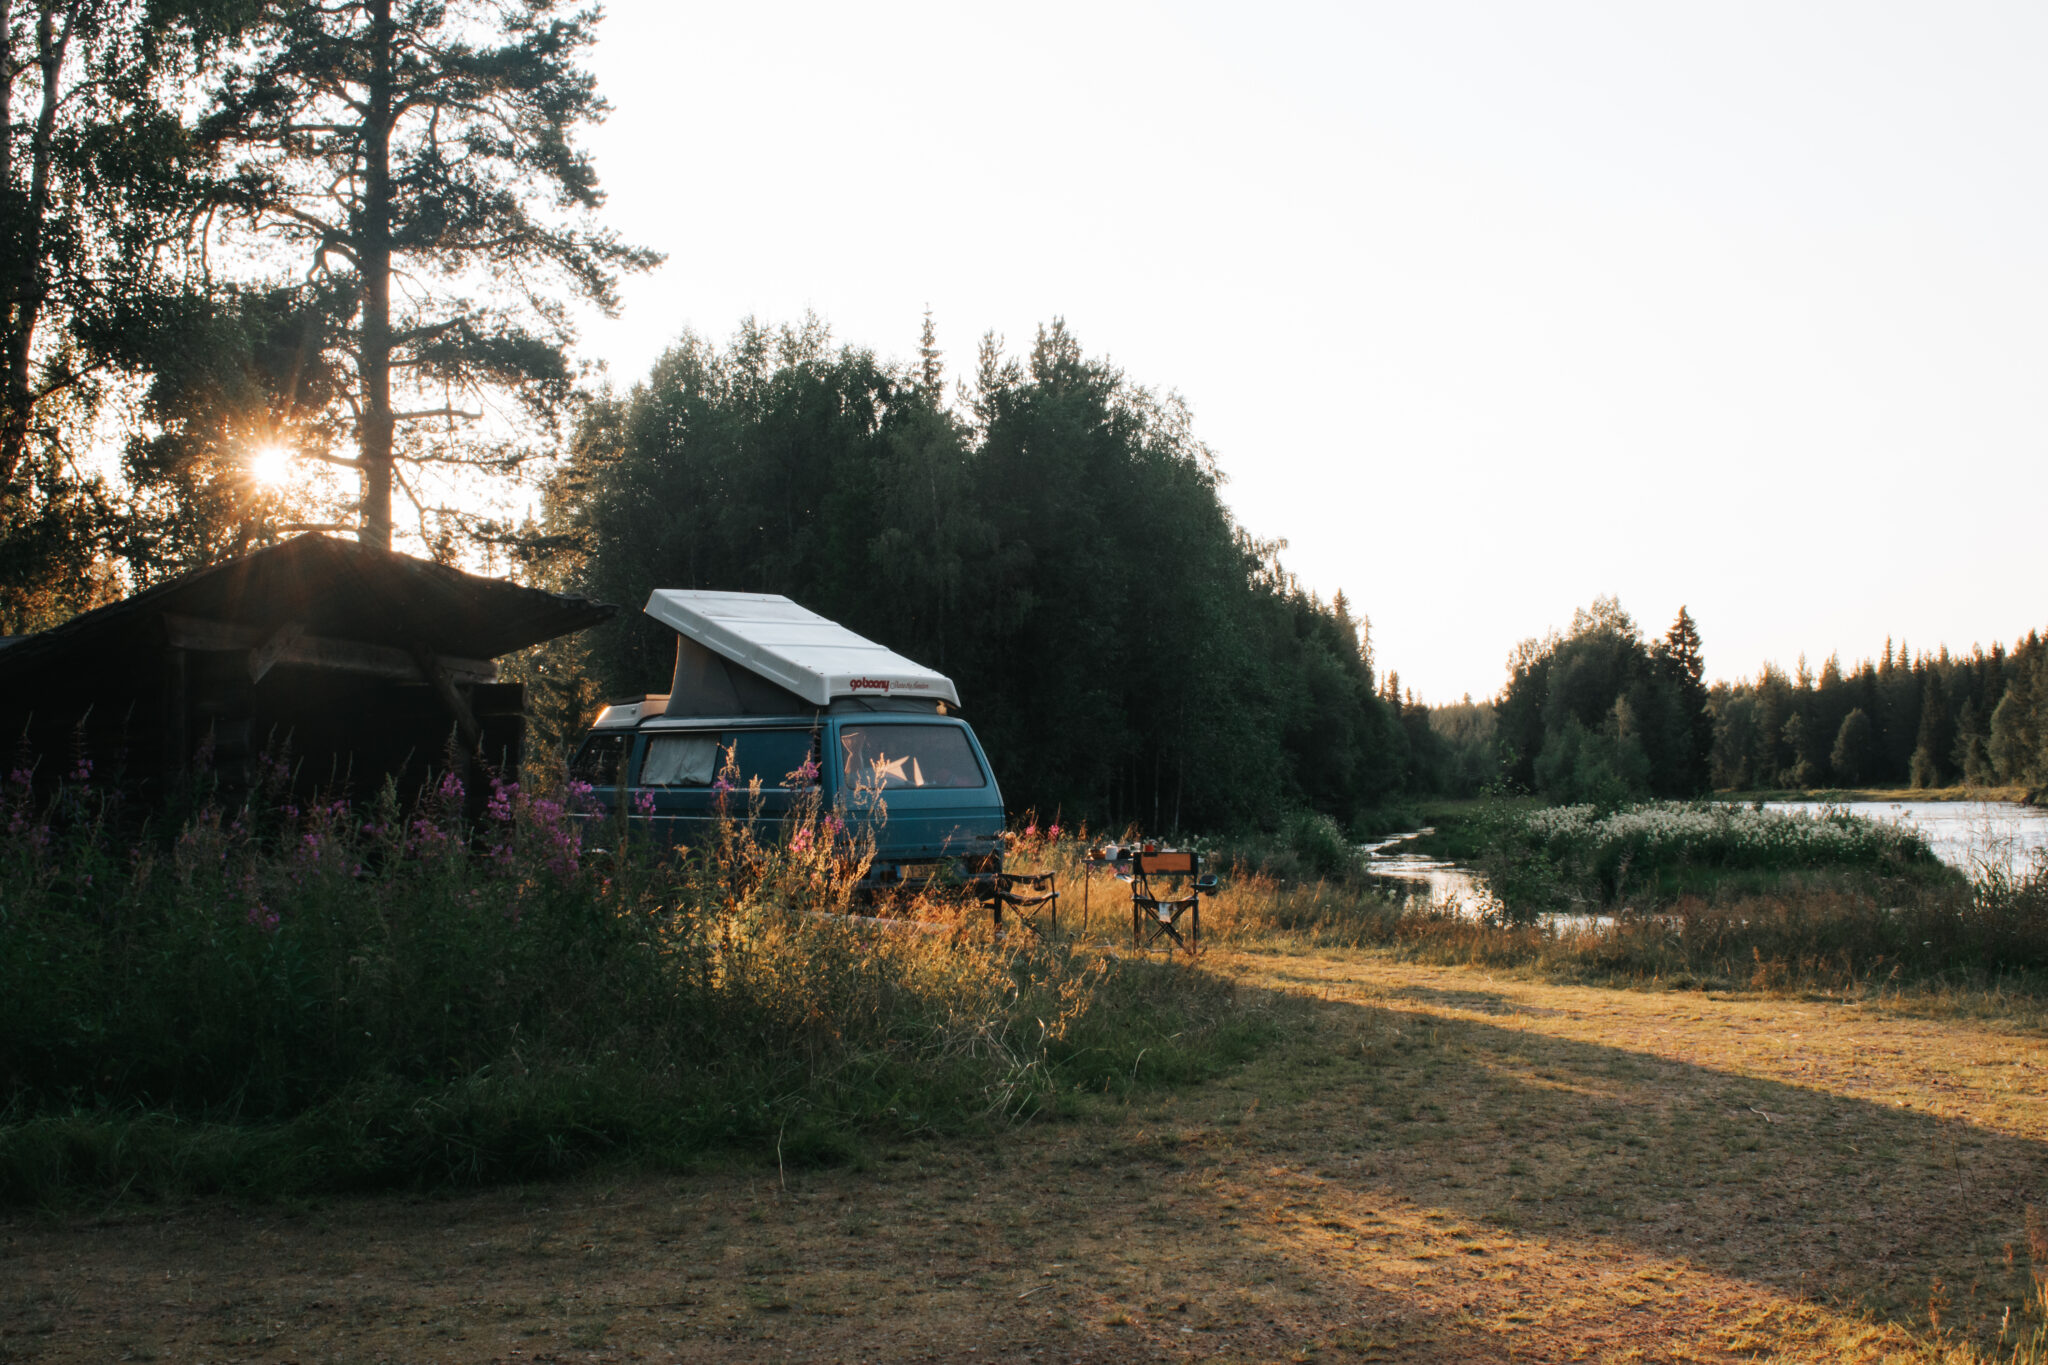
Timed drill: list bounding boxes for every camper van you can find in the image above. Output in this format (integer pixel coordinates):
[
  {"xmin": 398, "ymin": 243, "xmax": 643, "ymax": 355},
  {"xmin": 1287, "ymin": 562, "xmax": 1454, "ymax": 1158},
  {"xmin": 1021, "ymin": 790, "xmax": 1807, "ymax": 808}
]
[{"xmin": 569, "ymin": 590, "xmax": 1005, "ymax": 886}]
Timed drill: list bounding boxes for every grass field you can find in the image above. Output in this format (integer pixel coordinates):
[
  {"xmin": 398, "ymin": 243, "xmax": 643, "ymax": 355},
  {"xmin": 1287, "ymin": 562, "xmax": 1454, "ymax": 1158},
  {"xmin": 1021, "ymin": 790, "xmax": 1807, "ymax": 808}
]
[{"xmin": 7, "ymin": 942, "xmax": 2048, "ymax": 1363}]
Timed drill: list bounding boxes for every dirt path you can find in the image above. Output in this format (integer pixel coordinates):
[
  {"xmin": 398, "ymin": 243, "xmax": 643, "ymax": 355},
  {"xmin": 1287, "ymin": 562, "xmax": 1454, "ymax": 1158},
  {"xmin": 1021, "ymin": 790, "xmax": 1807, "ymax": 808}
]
[{"xmin": 6, "ymin": 948, "xmax": 2046, "ymax": 1364}]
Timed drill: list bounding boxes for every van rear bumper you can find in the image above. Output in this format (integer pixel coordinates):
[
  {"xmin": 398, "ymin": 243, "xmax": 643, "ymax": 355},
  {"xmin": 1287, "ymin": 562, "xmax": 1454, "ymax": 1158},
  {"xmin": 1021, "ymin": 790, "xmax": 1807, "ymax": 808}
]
[{"xmin": 861, "ymin": 851, "xmax": 1003, "ymax": 891}]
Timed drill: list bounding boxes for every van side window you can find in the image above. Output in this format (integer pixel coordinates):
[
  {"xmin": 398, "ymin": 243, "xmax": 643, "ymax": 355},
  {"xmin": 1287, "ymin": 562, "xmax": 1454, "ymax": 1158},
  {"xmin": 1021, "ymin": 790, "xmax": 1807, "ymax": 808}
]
[
  {"xmin": 570, "ymin": 733, "xmax": 627, "ymax": 785},
  {"xmin": 640, "ymin": 734, "xmax": 719, "ymax": 787},
  {"xmin": 727, "ymin": 730, "xmax": 818, "ymax": 788}
]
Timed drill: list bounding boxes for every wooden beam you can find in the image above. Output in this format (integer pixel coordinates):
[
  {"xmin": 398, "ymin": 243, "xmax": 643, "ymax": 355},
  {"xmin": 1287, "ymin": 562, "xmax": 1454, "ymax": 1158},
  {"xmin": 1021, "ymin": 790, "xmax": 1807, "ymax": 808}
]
[
  {"xmin": 164, "ymin": 648, "xmax": 188, "ymax": 778},
  {"xmin": 159, "ymin": 613, "xmax": 497, "ymax": 685},
  {"xmin": 411, "ymin": 647, "xmax": 485, "ymax": 758},
  {"xmin": 247, "ymin": 621, "xmax": 308, "ymax": 684}
]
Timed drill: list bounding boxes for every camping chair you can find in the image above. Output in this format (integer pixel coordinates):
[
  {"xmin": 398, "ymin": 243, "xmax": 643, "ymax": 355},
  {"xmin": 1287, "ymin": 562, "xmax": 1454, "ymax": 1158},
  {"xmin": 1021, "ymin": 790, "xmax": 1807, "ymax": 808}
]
[
  {"xmin": 1127, "ymin": 851, "xmax": 1217, "ymax": 955},
  {"xmin": 980, "ymin": 870, "xmax": 1060, "ymax": 941}
]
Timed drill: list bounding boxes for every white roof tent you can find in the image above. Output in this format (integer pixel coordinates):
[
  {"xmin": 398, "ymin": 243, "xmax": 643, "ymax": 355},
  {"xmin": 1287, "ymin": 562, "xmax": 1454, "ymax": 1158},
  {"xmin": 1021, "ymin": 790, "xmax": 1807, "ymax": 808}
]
[{"xmin": 619, "ymin": 590, "xmax": 959, "ymax": 723}]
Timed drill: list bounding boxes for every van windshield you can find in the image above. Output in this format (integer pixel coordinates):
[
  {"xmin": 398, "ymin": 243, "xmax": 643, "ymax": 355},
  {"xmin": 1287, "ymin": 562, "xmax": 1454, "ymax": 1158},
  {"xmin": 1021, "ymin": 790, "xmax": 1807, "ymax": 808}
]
[{"xmin": 838, "ymin": 724, "xmax": 986, "ymax": 790}]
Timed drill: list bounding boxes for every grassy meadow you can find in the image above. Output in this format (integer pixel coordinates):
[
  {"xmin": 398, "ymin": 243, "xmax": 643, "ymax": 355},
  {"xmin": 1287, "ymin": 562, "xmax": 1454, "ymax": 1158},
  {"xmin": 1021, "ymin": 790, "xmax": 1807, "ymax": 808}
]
[
  {"xmin": 0, "ymin": 768, "xmax": 1266, "ymax": 1204},
  {"xmin": 8, "ymin": 775, "xmax": 2048, "ymax": 1360}
]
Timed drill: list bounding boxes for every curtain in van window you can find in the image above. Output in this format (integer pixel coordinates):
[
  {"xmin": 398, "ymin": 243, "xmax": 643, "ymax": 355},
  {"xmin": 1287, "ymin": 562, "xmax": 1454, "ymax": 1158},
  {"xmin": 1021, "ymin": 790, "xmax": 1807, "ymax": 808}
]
[{"xmin": 640, "ymin": 735, "xmax": 719, "ymax": 787}]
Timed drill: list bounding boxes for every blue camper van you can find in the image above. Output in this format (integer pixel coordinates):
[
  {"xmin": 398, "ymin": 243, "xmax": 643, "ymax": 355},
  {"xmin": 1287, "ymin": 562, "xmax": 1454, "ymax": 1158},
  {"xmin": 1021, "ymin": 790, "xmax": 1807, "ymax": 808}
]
[{"xmin": 569, "ymin": 591, "xmax": 1005, "ymax": 886}]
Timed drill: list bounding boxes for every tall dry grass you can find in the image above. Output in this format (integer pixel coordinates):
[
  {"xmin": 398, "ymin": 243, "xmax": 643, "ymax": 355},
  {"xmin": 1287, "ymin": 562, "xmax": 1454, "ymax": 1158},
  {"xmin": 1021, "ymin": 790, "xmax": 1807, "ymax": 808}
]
[{"xmin": 0, "ymin": 765, "xmax": 1264, "ymax": 1203}]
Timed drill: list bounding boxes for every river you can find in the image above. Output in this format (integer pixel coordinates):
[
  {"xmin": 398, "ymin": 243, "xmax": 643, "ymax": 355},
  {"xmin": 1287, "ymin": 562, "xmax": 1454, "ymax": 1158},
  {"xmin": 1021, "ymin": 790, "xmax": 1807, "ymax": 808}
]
[
  {"xmin": 1361, "ymin": 799, "xmax": 2048, "ymax": 911},
  {"xmin": 1763, "ymin": 799, "xmax": 2048, "ymax": 881}
]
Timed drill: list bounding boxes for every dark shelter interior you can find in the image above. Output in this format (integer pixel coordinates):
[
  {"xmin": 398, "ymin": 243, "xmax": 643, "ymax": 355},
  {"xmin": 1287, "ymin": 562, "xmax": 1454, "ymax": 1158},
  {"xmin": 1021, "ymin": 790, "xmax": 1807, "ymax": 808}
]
[{"xmin": 0, "ymin": 535, "xmax": 614, "ymax": 811}]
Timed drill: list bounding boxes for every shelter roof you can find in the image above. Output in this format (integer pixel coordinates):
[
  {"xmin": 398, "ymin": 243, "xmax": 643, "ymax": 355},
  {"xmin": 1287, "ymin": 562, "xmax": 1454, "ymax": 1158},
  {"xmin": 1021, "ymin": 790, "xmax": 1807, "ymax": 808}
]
[{"xmin": 0, "ymin": 534, "xmax": 614, "ymax": 682}]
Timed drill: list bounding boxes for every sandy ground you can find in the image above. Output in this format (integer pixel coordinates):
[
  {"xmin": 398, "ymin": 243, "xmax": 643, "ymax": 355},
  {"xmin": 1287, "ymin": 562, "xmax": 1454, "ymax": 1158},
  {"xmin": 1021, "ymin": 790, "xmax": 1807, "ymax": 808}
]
[{"xmin": 6, "ymin": 947, "xmax": 2047, "ymax": 1364}]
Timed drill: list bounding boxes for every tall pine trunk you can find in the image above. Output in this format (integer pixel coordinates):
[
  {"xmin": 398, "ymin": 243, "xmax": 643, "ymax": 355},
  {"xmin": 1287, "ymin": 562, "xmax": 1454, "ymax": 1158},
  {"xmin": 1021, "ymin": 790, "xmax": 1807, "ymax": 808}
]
[
  {"xmin": 1, "ymin": 2, "xmax": 73, "ymax": 497},
  {"xmin": 357, "ymin": 0, "xmax": 395, "ymax": 551}
]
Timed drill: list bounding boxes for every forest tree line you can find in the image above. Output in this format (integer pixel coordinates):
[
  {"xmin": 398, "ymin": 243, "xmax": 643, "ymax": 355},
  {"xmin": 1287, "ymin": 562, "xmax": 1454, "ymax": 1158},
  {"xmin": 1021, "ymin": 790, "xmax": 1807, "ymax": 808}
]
[
  {"xmin": 7, "ymin": 3, "xmax": 2041, "ymax": 833},
  {"xmin": 1425, "ymin": 602, "xmax": 2048, "ymax": 803},
  {"xmin": 1703, "ymin": 635, "xmax": 2048, "ymax": 793},
  {"xmin": 532, "ymin": 317, "xmax": 1415, "ymax": 832}
]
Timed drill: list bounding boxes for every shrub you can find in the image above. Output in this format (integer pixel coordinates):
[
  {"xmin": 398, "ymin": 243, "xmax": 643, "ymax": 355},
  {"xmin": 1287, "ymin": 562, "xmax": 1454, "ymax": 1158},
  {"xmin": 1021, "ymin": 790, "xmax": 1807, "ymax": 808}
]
[
  {"xmin": 1480, "ymin": 799, "xmax": 1944, "ymax": 910},
  {"xmin": 0, "ymin": 762, "xmax": 1261, "ymax": 1201}
]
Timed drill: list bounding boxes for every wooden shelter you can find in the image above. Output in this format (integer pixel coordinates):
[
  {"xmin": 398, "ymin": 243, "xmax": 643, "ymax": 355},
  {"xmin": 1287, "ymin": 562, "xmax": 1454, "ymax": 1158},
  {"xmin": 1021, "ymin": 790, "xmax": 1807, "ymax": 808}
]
[{"xmin": 0, "ymin": 535, "xmax": 613, "ymax": 807}]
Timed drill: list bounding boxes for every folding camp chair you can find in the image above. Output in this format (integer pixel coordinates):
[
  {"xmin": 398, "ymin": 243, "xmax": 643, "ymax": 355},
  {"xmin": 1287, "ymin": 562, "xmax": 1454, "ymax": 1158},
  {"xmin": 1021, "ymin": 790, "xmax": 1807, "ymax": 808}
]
[
  {"xmin": 1127, "ymin": 850, "xmax": 1217, "ymax": 955},
  {"xmin": 980, "ymin": 870, "xmax": 1059, "ymax": 941}
]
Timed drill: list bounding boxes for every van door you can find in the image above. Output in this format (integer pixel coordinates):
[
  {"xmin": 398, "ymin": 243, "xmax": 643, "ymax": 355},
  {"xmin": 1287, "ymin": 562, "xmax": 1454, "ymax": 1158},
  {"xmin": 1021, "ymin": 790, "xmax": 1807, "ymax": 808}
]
[{"xmin": 632, "ymin": 726, "xmax": 819, "ymax": 852}]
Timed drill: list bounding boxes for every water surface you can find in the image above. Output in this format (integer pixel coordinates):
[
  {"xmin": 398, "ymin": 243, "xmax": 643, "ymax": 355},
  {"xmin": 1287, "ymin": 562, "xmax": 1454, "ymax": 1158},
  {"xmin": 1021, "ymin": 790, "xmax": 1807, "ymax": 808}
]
[{"xmin": 1764, "ymin": 800, "xmax": 2047, "ymax": 880}]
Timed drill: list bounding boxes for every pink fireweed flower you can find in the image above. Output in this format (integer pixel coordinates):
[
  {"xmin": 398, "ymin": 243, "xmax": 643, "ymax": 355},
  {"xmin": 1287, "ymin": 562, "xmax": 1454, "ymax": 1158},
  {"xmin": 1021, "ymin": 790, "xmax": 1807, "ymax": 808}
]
[
  {"xmin": 789, "ymin": 826, "xmax": 814, "ymax": 854},
  {"xmin": 68, "ymin": 757, "xmax": 92, "ymax": 784},
  {"xmin": 436, "ymin": 771, "xmax": 465, "ymax": 804},
  {"xmin": 247, "ymin": 903, "xmax": 279, "ymax": 932},
  {"xmin": 787, "ymin": 756, "xmax": 820, "ymax": 788},
  {"xmin": 1048, "ymin": 824, "xmax": 1061, "ymax": 839},
  {"xmin": 1023, "ymin": 823, "xmax": 1038, "ymax": 838},
  {"xmin": 634, "ymin": 790, "xmax": 657, "ymax": 817}
]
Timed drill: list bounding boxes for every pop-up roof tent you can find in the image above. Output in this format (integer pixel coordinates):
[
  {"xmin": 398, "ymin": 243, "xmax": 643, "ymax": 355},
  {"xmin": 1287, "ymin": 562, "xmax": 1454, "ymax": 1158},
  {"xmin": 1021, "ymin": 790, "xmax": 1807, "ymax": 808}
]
[{"xmin": 608, "ymin": 590, "xmax": 958, "ymax": 725}]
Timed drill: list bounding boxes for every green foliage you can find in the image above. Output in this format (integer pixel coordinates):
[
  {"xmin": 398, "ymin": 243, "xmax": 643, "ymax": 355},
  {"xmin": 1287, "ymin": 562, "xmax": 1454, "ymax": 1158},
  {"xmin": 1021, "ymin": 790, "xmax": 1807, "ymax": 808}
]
[
  {"xmin": 1410, "ymin": 696, "xmax": 1499, "ymax": 797},
  {"xmin": 1707, "ymin": 630, "xmax": 2048, "ymax": 792},
  {"xmin": 0, "ymin": 763, "xmax": 1262, "ymax": 1201},
  {"xmin": 1472, "ymin": 798, "xmax": 1946, "ymax": 912},
  {"xmin": 187, "ymin": 0, "xmax": 660, "ymax": 549},
  {"xmin": 1829, "ymin": 707, "xmax": 1874, "ymax": 784},
  {"xmin": 546, "ymin": 316, "xmax": 1405, "ymax": 832},
  {"xmin": 104, "ymin": 283, "xmax": 351, "ymax": 580},
  {"xmin": 1496, "ymin": 598, "xmax": 1712, "ymax": 803},
  {"xmin": 1281, "ymin": 809, "xmax": 1362, "ymax": 880},
  {"xmin": 3, "ymin": 0, "xmax": 222, "ymax": 605}
]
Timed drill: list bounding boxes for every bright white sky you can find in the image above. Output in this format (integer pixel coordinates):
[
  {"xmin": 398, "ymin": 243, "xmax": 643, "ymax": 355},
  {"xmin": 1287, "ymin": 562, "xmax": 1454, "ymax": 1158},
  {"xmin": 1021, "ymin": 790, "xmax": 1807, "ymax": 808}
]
[{"xmin": 572, "ymin": 1, "xmax": 2048, "ymax": 703}]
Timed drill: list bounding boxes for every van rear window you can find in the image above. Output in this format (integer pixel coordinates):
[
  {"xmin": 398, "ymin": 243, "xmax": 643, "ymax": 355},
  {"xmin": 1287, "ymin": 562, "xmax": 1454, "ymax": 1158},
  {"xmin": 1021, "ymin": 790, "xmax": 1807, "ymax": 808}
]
[{"xmin": 839, "ymin": 724, "xmax": 986, "ymax": 790}]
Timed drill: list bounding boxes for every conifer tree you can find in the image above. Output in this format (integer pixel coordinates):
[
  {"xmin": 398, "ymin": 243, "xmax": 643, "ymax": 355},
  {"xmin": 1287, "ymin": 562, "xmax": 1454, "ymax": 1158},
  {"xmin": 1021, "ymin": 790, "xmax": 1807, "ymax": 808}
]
[
  {"xmin": 916, "ymin": 307, "xmax": 943, "ymax": 403},
  {"xmin": 1655, "ymin": 605, "xmax": 1712, "ymax": 793},
  {"xmin": 1910, "ymin": 669, "xmax": 1952, "ymax": 788},
  {"xmin": 194, "ymin": 0, "xmax": 659, "ymax": 551},
  {"xmin": 1830, "ymin": 707, "xmax": 1874, "ymax": 784}
]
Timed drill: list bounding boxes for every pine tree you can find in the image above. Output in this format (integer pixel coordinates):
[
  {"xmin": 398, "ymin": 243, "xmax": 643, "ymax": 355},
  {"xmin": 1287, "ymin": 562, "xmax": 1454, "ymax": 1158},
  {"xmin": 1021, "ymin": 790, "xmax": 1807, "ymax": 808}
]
[
  {"xmin": 1829, "ymin": 708, "xmax": 1874, "ymax": 785},
  {"xmin": 1656, "ymin": 606, "xmax": 1712, "ymax": 793},
  {"xmin": 1910, "ymin": 669, "xmax": 1952, "ymax": 788},
  {"xmin": 194, "ymin": 0, "xmax": 660, "ymax": 550},
  {"xmin": 916, "ymin": 307, "xmax": 943, "ymax": 403}
]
